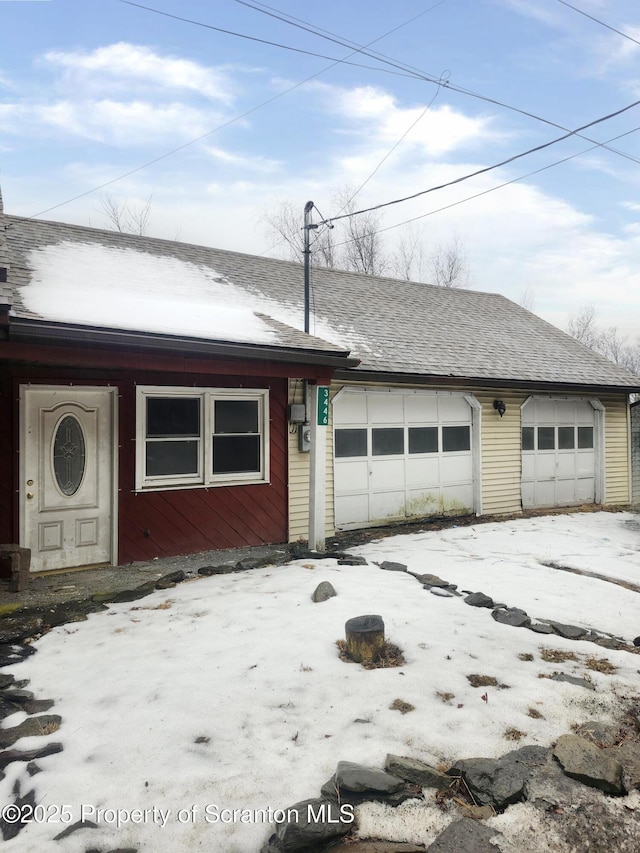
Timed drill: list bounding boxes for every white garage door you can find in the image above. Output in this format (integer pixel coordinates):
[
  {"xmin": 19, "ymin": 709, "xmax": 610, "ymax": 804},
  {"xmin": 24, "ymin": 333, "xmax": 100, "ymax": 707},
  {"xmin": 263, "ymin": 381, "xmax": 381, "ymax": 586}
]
[
  {"xmin": 521, "ymin": 398, "xmax": 598, "ymax": 509},
  {"xmin": 333, "ymin": 389, "xmax": 475, "ymax": 529}
]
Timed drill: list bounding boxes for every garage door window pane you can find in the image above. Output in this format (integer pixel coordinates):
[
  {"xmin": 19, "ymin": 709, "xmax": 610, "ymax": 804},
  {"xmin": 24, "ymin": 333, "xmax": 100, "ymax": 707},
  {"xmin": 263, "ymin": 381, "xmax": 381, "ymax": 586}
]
[
  {"xmin": 442, "ymin": 425, "xmax": 470, "ymax": 452},
  {"xmin": 521, "ymin": 427, "xmax": 534, "ymax": 450},
  {"xmin": 538, "ymin": 427, "xmax": 555, "ymax": 450},
  {"xmin": 372, "ymin": 428, "xmax": 404, "ymax": 456},
  {"xmin": 578, "ymin": 426, "xmax": 594, "ymax": 449},
  {"xmin": 335, "ymin": 429, "xmax": 367, "ymax": 458},
  {"xmin": 558, "ymin": 426, "xmax": 575, "ymax": 449},
  {"xmin": 409, "ymin": 427, "xmax": 438, "ymax": 454}
]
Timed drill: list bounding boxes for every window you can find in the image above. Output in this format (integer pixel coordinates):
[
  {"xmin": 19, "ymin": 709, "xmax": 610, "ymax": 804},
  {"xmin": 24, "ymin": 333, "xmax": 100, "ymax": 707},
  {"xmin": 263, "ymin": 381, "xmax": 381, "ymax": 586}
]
[
  {"xmin": 335, "ymin": 429, "xmax": 367, "ymax": 458},
  {"xmin": 409, "ymin": 426, "xmax": 438, "ymax": 454},
  {"xmin": 578, "ymin": 426, "xmax": 594, "ymax": 449},
  {"xmin": 136, "ymin": 387, "xmax": 269, "ymax": 490},
  {"xmin": 537, "ymin": 427, "xmax": 555, "ymax": 450},
  {"xmin": 521, "ymin": 427, "xmax": 535, "ymax": 451},
  {"xmin": 442, "ymin": 425, "xmax": 470, "ymax": 452},
  {"xmin": 558, "ymin": 426, "xmax": 575, "ymax": 450},
  {"xmin": 372, "ymin": 427, "xmax": 404, "ymax": 456}
]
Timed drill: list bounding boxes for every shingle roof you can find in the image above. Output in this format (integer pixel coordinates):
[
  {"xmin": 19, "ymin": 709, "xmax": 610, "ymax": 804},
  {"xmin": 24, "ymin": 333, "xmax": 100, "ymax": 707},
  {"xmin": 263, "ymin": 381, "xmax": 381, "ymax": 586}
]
[{"xmin": 3, "ymin": 212, "xmax": 639, "ymax": 390}]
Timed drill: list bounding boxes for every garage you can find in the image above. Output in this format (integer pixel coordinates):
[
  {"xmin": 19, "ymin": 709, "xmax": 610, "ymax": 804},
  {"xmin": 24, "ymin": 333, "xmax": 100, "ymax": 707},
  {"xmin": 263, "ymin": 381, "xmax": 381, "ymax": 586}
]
[
  {"xmin": 521, "ymin": 397, "xmax": 602, "ymax": 509},
  {"xmin": 333, "ymin": 388, "xmax": 477, "ymax": 529}
]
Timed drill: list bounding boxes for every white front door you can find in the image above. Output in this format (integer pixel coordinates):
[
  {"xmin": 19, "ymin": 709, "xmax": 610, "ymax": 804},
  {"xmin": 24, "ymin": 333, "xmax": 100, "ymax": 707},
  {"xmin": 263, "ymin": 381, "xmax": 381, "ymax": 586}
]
[{"xmin": 20, "ymin": 386, "xmax": 117, "ymax": 572}]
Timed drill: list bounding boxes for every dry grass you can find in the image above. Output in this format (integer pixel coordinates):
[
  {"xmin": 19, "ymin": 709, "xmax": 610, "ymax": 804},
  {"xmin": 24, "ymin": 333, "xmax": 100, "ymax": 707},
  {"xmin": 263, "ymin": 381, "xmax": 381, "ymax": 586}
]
[
  {"xmin": 389, "ymin": 698, "xmax": 415, "ymax": 714},
  {"xmin": 527, "ymin": 707, "xmax": 544, "ymax": 719},
  {"xmin": 436, "ymin": 691, "xmax": 455, "ymax": 703},
  {"xmin": 585, "ymin": 656, "xmax": 618, "ymax": 674},
  {"xmin": 504, "ymin": 727, "xmax": 526, "ymax": 741},
  {"xmin": 336, "ymin": 639, "xmax": 405, "ymax": 669},
  {"xmin": 518, "ymin": 653, "xmax": 534, "ymax": 662},
  {"xmin": 467, "ymin": 674, "xmax": 498, "ymax": 688},
  {"xmin": 131, "ymin": 600, "xmax": 173, "ymax": 611},
  {"xmin": 539, "ymin": 648, "xmax": 578, "ymax": 663}
]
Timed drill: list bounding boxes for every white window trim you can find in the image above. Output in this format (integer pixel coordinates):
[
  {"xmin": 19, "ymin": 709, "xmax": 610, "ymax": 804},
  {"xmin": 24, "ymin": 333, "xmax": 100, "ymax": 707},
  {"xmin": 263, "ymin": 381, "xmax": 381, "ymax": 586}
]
[{"xmin": 135, "ymin": 386, "xmax": 270, "ymax": 492}]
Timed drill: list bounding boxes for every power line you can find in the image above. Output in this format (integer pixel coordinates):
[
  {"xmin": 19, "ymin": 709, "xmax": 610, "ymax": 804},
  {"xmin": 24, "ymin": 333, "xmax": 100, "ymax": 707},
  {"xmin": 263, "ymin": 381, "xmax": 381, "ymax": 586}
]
[
  {"xmin": 322, "ymin": 97, "xmax": 640, "ymax": 225},
  {"xmin": 554, "ymin": 0, "xmax": 640, "ymax": 48}
]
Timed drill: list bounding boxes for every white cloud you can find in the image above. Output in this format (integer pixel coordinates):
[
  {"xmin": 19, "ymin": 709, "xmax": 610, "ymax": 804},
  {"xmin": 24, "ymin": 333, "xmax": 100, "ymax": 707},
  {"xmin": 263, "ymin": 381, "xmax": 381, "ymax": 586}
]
[
  {"xmin": 203, "ymin": 145, "xmax": 282, "ymax": 173},
  {"xmin": 43, "ymin": 43, "xmax": 235, "ymax": 103},
  {"xmin": 320, "ymin": 84, "xmax": 497, "ymax": 157}
]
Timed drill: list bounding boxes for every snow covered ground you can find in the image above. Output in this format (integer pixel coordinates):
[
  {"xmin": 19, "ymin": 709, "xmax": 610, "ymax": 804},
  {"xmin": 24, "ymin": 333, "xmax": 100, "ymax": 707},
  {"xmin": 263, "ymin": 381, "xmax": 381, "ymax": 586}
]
[{"xmin": 2, "ymin": 511, "xmax": 640, "ymax": 852}]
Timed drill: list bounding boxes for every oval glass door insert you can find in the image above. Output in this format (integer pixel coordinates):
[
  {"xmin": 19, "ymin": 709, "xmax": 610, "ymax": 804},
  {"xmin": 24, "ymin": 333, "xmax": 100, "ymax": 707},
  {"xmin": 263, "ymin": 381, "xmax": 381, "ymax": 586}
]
[{"xmin": 53, "ymin": 415, "xmax": 86, "ymax": 495}]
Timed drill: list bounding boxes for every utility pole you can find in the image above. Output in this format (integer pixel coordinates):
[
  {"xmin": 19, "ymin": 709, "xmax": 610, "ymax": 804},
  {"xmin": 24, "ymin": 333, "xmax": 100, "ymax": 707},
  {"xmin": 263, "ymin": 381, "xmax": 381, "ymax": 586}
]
[{"xmin": 302, "ymin": 201, "xmax": 327, "ymax": 551}]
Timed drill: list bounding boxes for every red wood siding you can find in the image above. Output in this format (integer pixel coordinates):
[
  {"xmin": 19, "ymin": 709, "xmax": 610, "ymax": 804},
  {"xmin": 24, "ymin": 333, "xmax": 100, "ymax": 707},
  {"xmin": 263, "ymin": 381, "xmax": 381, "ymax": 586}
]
[
  {"xmin": 1, "ymin": 361, "xmax": 291, "ymax": 563},
  {"xmin": 117, "ymin": 373, "xmax": 289, "ymax": 562}
]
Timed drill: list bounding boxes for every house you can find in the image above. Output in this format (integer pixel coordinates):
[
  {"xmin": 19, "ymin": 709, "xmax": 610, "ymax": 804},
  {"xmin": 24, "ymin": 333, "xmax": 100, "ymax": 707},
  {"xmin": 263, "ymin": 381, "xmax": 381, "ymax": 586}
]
[
  {"xmin": 2, "ymin": 190, "xmax": 639, "ymax": 573},
  {"xmin": 0, "ymin": 192, "xmax": 357, "ymax": 572},
  {"xmin": 632, "ymin": 400, "xmax": 640, "ymax": 504}
]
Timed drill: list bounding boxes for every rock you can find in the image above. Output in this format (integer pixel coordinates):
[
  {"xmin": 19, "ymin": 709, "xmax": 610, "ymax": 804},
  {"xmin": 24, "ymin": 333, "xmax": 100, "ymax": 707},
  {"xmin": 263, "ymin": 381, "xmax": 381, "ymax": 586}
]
[
  {"xmin": 549, "ymin": 622, "xmax": 588, "ymax": 640},
  {"xmin": 338, "ymin": 556, "xmax": 368, "ymax": 566},
  {"xmin": 426, "ymin": 817, "xmax": 501, "ymax": 852},
  {"xmin": 463, "ymin": 592, "xmax": 494, "ymax": 608},
  {"xmin": 92, "ymin": 582, "xmax": 157, "ymax": 604},
  {"xmin": 322, "ymin": 761, "xmax": 419, "ymax": 806},
  {"xmin": 491, "ymin": 607, "xmax": 531, "ymax": 628},
  {"xmin": 0, "ymin": 675, "xmax": 14, "ymax": 689},
  {"xmin": 412, "ymin": 573, "xmax": 451, "ymax": 587},
  {"xmin": 604, "ymin": 741, "xmax": 640, "ymax": 790},
  {"xmin": 52, "ymin": 819, "xmax": 98, "ymax": 841},
  {"xmin": 0, "ymin": 715, "xmax": 62, "ymax": 749},
  {"xmin": 260, "ymin": 797, "xmax": 353, "ymax": 852},
  {"xmin": 35, "ymin": 600, "xmax": 108, "ymax": 629},
  {"xmin": 384, "ymin": 754, "xmax": 453, "ymax": 789},
  {"xmin": 0, "ymin": 644, "xmax": 36, "ymax": 668},
  {"xmin": 0, "ymin": 786, "xmax": 35, "ymax": 841},
  {"xmin": 591, "ymin": 635, "xmax": 625, "ymax": 650},
  {"xmin": 448, "ymin": 746, "xmax": 548, "ymax": 810},
  {"xmin": 198, "ymin": 564, "xmax": 236, "ymax": 575},
  {"xmin": 553, "ymin": 734, "xmax": 625, "ymax": 795},
  {"xmin": 574, "ymin": 721, "xmax": 620, "ymax": 747},
  {"xmin": 378, "ymin": 561, "xmax": 407, "ymax": 572},
  {"xmin": 548, "ymin": 673, "xmax": 595, "ymax": 691},
  {"xmin": 524, "ymin": 751, "xmax": 584, "ymax": 810},
  {"xmin": 429, "ymin": 588, "xmax": 455, "ymax": 598},
  {"xmin": 236, "ymin": 552, "xmax": 285, "ymax": 571},
  {"xmin": 465, "ymin": 804, "xmax": 495, "ymax": 819},
  {"xmin": 311, "ymin": 582, "xmax": 337, "ymax": 603},
  {"xmin": 529, "ymin": 622, "xmax": 555, "ymax": 634},
  {"xmin": 0, "ymin": 742, "xmax": 63, "ymax": 771},
  {"xmin": 156, "ymin": 570, "xmax": 186, "ymax": 588},
  {"xmin": 0, "ymin": 615, "xmax": 44, "ymax": 644},
  {"xmin": 329, "ymin": 842, "xmax": 426, "ymax": 852}
]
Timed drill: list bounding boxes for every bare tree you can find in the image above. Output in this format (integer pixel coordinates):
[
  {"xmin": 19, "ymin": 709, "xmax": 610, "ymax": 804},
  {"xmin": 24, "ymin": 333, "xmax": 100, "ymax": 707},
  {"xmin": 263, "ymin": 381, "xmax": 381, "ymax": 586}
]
[
  {"xmin": 518, "ymin": 285, "xmax": 536, "ymax": 312},
  {"xmin": 429, "ymin": 235, "xmax": 469, "ymax": 288},
  {"xmin": 567, "ymin": 305, "xmax": 640, "ymax": 377},
  {"xmin": 261, "ymin": 192, "xmax": 469, "ymax": 287},
  {"xmin": 97, "ymin": 193, "xmax": 152, "ymax": 236}
]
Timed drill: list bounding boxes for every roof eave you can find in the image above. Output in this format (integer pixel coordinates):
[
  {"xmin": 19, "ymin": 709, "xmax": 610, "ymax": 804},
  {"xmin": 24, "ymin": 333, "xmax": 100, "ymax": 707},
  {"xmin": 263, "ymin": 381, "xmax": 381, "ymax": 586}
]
[
  {"xmin": 333, "ymin": 368, "xmax": 640, "ymax": 395},
  {"xmin": 6, "ymin": 318, "xmax": 360, "ymax": 369}
]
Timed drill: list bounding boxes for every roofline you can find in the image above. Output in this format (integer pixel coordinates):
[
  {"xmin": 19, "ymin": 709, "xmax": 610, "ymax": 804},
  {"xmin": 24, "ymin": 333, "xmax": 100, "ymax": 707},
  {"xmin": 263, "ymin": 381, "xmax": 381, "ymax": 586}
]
[
  {"xmin": 5, "ymin": 318, "xmax": 361, "ymax": 369},
  {"xmin": 333, "ymin": 368, "xmax": 640, "ymax": 395}
]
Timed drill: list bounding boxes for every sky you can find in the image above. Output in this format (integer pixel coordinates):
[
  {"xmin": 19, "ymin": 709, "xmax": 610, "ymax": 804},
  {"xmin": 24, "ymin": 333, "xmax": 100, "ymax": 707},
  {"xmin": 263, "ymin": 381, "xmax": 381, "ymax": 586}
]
[
  {"xmin": 1, "ymin": 0, "xmax": 640, "ymax": 340},
  {"xmin": 2, "ymin": 511, "xmax": 640, "ymax": 851}
]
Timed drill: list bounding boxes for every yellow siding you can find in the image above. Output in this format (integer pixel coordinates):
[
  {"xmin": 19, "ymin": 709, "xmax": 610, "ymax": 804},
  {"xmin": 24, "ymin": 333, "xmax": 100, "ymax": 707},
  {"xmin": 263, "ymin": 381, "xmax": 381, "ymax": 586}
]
[
  {"xmin": 288, "ymin": 379, "xmax": 632, "ymax": 541},
  {"xmin": 602, "ymin": 394, "xmax": 631, "ymax": 504}
]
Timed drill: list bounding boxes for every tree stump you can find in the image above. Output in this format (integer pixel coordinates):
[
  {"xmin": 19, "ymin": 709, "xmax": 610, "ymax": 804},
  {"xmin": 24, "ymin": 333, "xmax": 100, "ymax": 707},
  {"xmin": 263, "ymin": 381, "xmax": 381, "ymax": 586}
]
[{"xmin": 345, "ymin": 615, "xmax": 385, "ymax": 663}]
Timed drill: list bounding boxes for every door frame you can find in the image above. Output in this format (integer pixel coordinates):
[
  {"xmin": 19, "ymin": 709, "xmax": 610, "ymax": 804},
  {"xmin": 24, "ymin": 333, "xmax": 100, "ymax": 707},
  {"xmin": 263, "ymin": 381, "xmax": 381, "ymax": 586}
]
[{"xmin": 18, "ymin": 384, "xmax": 119, "ymax": 571}]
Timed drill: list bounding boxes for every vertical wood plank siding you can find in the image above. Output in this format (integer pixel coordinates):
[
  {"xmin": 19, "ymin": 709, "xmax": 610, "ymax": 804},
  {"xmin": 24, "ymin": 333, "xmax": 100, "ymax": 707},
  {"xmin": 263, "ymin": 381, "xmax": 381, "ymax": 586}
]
[
  {"xmin": 287, "ymin": 381, "xmax": 632, "ymax": 539},
  {"xmin": 4, "ymin": 366, "xmax": 289, "ymax": 562}
]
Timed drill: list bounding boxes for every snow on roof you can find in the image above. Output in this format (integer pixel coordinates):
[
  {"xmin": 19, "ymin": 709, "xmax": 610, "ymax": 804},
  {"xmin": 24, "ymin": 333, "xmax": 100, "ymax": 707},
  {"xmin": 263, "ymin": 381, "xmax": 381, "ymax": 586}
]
[{"xmin": 21, "ymin": 241, "xmax": 289, "ymax": 346}]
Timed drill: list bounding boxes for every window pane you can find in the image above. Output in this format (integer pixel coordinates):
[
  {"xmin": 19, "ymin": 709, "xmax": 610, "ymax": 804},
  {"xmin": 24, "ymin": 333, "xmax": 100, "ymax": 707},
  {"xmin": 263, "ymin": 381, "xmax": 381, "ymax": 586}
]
[
  {"xmin": 578, "ymin": 426, "xmax": 594, "ymax": 449},
  {"xmin": 215, "ymin": 400, "xmax": 259, "ymax": 434},
  {"xmin": 538, "ymin": 427, "xmax": 555, "ymax": 450},
  {"xmin": 409, "ymin": 427, "xmax": 438, "ymax": 454},
  {"xmin": 558, "ymin": 426, "xmax": 575, "ymax": 449},
  {"xmin": 335, "ymin": 429, "xmax": 367, "ymax": 458},
  {"xmin": 372, "ymin": 428, "xmax": 404, "ymax": 456},
  {"xmin": 53, "ymin": 415, "xmax": 86, "ymax": 496},
  {"xmin": 213, "ymin": 435, "xmax": 260, "ymax": 474},
  {"xmin": 146, "ymin": 440, "xmax": 199, "ymax": 476},
  {"xmin": 442, "ymin": 425, "xmax": 470, "ymax": 452},
  {"xmin": 521, "ymin": 427, "xmax": 534, "ymax": 451},
  {"xmin": 147, "ymin": 397, "xmax": 200, "ymax": 437}
]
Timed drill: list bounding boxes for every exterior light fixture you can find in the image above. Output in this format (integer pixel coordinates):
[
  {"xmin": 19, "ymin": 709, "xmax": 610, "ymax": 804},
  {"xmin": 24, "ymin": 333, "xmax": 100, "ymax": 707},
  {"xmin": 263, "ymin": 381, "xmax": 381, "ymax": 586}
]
[{"xmin": 493, "ymin": 400, "xmax": 506, "ymax": 418}]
